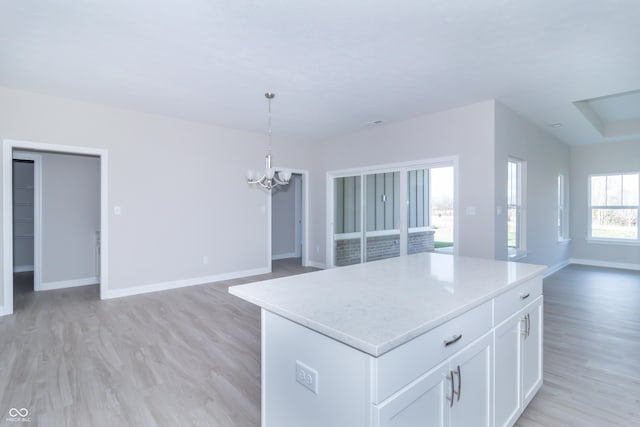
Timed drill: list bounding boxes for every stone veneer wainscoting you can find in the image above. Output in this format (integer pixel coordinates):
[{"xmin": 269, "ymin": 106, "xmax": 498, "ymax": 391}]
[{"xmin": 334, "ymin": 230, "xmax": 435, "ymax": 266}]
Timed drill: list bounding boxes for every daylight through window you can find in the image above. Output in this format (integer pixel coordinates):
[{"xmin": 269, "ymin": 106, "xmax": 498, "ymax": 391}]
[{"xmin": 589, "ymin": 173, "xmax": 639, "ymax": 241}]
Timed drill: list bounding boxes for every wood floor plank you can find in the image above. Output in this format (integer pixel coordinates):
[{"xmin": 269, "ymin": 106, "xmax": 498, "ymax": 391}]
[
  {"xmin": 2, "ymin": 260, "xmax": 639, "ymax": 426},
  {"xmin": 516, "ymin": 264, "xmax": 640, "ymax": 427},
  {"xmin": 0, "ymin": 259, "xmax": 316, "ymax": 427}
]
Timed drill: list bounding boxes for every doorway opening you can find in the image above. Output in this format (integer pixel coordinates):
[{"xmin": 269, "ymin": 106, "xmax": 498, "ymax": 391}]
[
  {"xmin": 270, "ymin": 171, "xmax": 309, "ymax": 270},
  {"xmin": 2, "ymin": 139, "xmax": 109, "ymax": 316},
  {"xmin": 12, "ymin": 154, "xmax": 39, "ymax": 297}
]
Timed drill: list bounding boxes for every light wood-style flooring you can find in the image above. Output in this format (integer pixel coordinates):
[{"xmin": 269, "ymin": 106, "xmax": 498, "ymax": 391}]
[
  {"xmin": 1, "ymin": 261, "xmax": 639, "ymax": 426},
  {"xmin": 0, "ymin": 259, "xmax": 316, "ymax": 427},
  {"xmin": 516, "ymin": 264, "xmax": 640, "ymax": 427}
]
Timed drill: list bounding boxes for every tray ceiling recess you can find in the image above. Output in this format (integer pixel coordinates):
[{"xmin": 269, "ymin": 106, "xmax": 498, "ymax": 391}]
[{"xmin": 574, "ymin": 90, "xmax": 640, "ymax": 140}]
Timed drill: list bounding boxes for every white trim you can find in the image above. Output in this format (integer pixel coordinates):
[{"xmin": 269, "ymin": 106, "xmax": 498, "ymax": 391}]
[
  {"xmin": 294, "ymin": 175, "xmax": 302, "ymax": 258},
  {"xmin": 14, "ymin": 265, "xmax": 34, "ymax": 273},
  {"xmin": 408, "ymin": 226, "xmax": 434, "ymax": 234},
  {"xmin": 3, "ymin": 142, "xmax": 14, "ymax": 315},
  {"xmin": 104, "ymin": 267, "xmax": 269, "ymax": 299},
  {"xmin": 13, "ymin": 151, "xmax": 43, "ymax": 290},
  {"xmin": 586, "ymin": 237, "xmax": 640, "ymax": 246},
  {"xmin": 569, "ymin": 258, "xmax": 640, "ymax": 272},
  {"xmin": 272, "ymin": 252, "xmax": 297, "ymax": 260},
  {"xmin": 39, "ymin": 277, "xmax": 99, "ymax": 291},
  {"xmin": 508, "ymin": 249, "xmax": 528, "ymax": 261},
  {"xmin": 365, "ymin": 229, "xmax": 401, "ymax": 238},
  {"xmin": 333, "ymin": 232, "xmax": 362, "ymax": 241},
  {"xmin": 328, "ymin": 156, "xmax": 457, "ymax": 178},
  {"xmin": 306, "ymin": 260, "xmax": 327, "ymax": 270},
  {"xmin": 0, "ymin": 303, "xmax": 10, "ymax": 316},
  {"xmin": 544, "ymin": 260, "xmax": 570, "ymax": 277},
  {"xmin": 300, "ymin": 171, "xmax": 310, "ymax": 267},
  {"xmin": 326, "ymin": 170, "xmax": 333, "ymax": 268},
  {"xmin": 2, "ymin": 139, "xmax": 108, "ymax": 317},
  {"xmin": 267, "ymin": 186, "xmax": 272, "ymax": 271},
  {"xmin": 326, "ymin": 156, "xmax": 459, "ymax": 267}
]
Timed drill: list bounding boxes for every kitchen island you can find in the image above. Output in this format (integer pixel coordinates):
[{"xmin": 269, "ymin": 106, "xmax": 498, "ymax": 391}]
[{"xmin": 229, "ymin": 253, "xmax": 546, "ymax": 427}]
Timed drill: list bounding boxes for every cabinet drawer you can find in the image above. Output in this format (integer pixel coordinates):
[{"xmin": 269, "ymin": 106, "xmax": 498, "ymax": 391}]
[
  {"xmin": 494, "ymin": 277, "xmax": 542, "ymax": 326},
  {"xmin": 371, "ymin": 300, "xmax": 492, "ymax": 403}
]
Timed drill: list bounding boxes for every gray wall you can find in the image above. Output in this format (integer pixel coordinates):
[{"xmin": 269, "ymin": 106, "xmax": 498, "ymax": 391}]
[
  {"xmin": 42, "ymin": 152, "xmax": 100, "ymax": 284},
  {"xmin": 308, "ymin": 100, "xmax": 496, "ymax": 265},
  {"xmin": 570, "ymin": 140, "xmax": 640, "ymax": 266},
  {"xmin": 0, "ymin": 85, "xmax": 588, "ymax": 309},
  {"xmin": 0, "ymin": 86, "xmax": 313, "ymax": 310},
  {"xmin": 494, "ymin": 103, "xmax": 571, "ymax": 270}
]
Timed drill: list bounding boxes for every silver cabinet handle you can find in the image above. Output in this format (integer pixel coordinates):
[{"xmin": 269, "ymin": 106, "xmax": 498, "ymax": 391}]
[
  {"xmin": 521, "ymin": 316, "xmax": 528, "ymax": 336},
  {"xmin": 447, "ymin": 370, "xmax": 455, "ymax": 407},
  {"xmin": 523, "ymin": 313, "xmax": 530, "ymax": 338},
  {"xmin": 444, "ymin": 334, "xmax": 463, "ymax": 347},
  {"xmin": 520, "ymin": 293, "xmax": 530, "ymax": 300},
  {"xmin": 455, "ymin": 365, "xmax": 461, "ymax": 402}
]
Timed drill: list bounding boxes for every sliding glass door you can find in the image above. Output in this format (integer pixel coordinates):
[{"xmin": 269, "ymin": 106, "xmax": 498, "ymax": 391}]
[
  {"xmin": 331, "ymin": 161, "xmax": 455, "ymax": 267},
  {"xmin": 334, "ymin": 176, "xmax": 361, "ymax": 266},
  {"xmin": 364, "ymin": 172, "xmax": 400, "ymax": 262},
  {"xmin": 407, "ymin": 168, "xmax": 431, "ymax": 254},
  {"xmin": 429, "ymin": 166, "xmax": 454, "ymax": 251}
]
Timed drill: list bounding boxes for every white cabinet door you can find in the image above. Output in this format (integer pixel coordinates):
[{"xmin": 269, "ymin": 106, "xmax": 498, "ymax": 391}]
[
  {"xmin": 449, "ymin": 332, "xmax": 492, "ymax": 427},
  {"xmin": 493, "ymin": 314, "xmax": 522, "ymax": 427},
  {"xmin": 522, "ymin": 298, "xmax": 543, "ymax": 406},
  {"xmin": 374, "ymin": 362, "xmax": 449, "ymax": 427}
]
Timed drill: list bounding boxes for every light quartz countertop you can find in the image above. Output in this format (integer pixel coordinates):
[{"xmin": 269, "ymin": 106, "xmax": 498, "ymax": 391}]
[{"xmin": 229, "ymin": 253, "xmax": 546, "ymax": 357}]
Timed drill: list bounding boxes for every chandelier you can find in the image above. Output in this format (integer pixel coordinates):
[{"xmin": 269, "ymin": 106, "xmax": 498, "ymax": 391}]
[{"xmin": 246, "ymin": 92, "xmax": 291, "ymax": 191}]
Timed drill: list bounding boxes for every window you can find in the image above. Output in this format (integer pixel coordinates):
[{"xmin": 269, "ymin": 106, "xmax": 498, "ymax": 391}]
[
  {"xmin": 507, "ymin": 158, "xmax": 525, "ymax": 257},
  {"xmin": 589, "ymin": 173, "xmax": 639, "ymax": 241},
  {"xmin": 557, "ymin": 174, "xmax": 568, "ymax": 241}
]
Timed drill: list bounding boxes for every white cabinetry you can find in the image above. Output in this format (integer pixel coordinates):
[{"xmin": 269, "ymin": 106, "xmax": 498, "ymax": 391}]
[
  {"xmin": 522, "ymin": 298, "xmax": 543, "ymax": 406},
  {"xmin": 375, "ymin": 333, "xmax": 492, "ymax": 427},
  {"xmin": 375, "ymin": 362, "xmax": 450, "ymax": 427},
  {"xmin": 230, "ymin": 255, "xmax": 547, "ymax": 427},
  {"xmin": 494, "ymin": 312, "xmax": 522, "ymax": 427},
  {"xmin": 450, "ymin": 333, "xmax": 492, "ymax": 427},
  {"xmin": 494, "ymin": 278, "xmax": 543, "ymax": 427}
]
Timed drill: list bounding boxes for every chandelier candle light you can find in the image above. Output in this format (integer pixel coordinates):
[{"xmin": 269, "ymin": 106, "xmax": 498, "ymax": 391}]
[{"xmin": 246, "ymin": 92, "xmax": 292, "ymax": 191}]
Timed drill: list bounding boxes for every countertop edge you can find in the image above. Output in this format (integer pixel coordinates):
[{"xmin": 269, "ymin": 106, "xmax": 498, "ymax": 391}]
[{"xmin": 229, "ymin": 263, "xmax": 547, "ymax": 357}]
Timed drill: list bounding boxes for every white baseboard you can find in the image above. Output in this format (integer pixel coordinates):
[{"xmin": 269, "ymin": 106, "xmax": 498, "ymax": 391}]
[
  {"xmin": 306, "ymin": 260, "xmax": 327, "ymax": 270},
  {"xmin": 544, "ymin": 260, "xmax": 570, "ymax": 278},
  {"xmin": 272, "ymin": 252, "xmax": 297, "ymax": 260},
  {"xmin": 38, "ymin": 277, "xmax": 99, "ymax": 291},
  {"xmin": 103, "ymin": 267, "xmax": 270, "ymax": 299},
  {"xmin": 569, "ymin": 258, "xmax": 640, "ymax": 271},
  {"xmin": 0, "ymin": 304, "xmax": 11, "ymax": 316},
  {"xmin": 14, "ymin": 265, "xmax": 34, "ymax": 273}
]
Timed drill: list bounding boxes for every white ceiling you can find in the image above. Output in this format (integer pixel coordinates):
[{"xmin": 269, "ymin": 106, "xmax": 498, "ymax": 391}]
[{"xmin": 1, "ymin": 0, "xmax": 639, "ymax": 145}]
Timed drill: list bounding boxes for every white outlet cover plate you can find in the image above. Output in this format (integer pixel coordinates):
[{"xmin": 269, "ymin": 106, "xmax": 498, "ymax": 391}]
[{"xmin": 295, "ymin": 360, "xmax": 318, "ymax": 394}]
